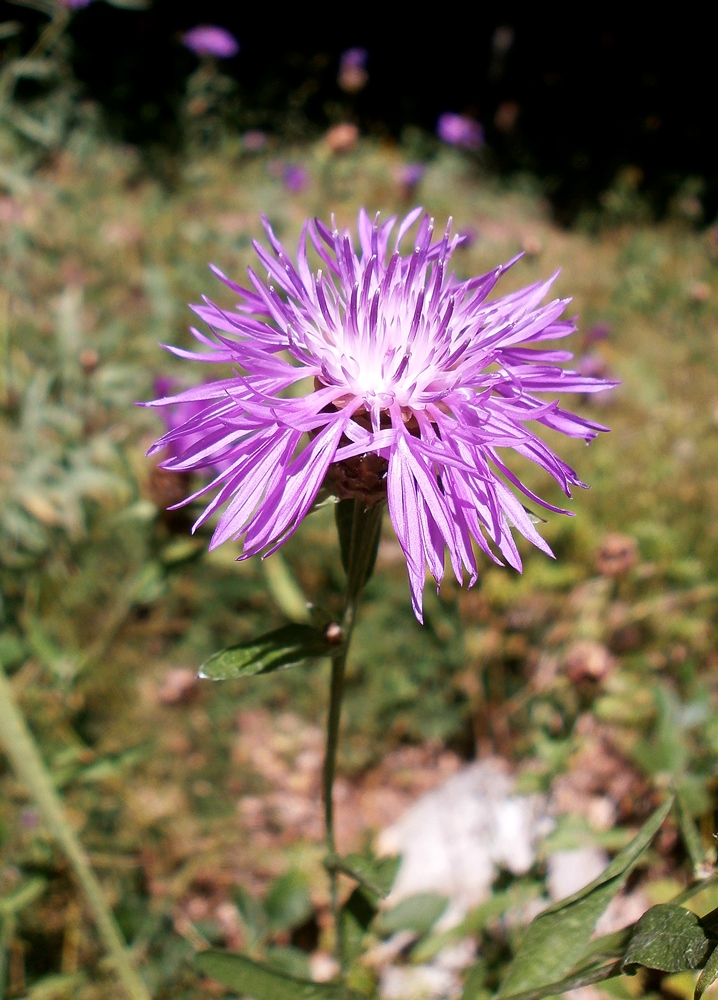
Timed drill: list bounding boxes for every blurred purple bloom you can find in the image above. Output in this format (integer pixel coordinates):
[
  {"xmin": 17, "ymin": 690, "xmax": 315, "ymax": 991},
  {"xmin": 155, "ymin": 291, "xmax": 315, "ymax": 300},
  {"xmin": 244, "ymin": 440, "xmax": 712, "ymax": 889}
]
[
  {"xmin": 340, "ymin": 47, "xmax": 368, "ymax": 71},
  {"xmin": 338, "ymin": 46, "xmax": 369, "ymax": 92},
  {"xmin": 182, "ymin": 25, "xmax": 239, "ymax": 59},
  {"xmin": 152, "ymin": 377, "xmax": 230, "ymax": 471},
  {"xmin": 144, "ymin": 209, "xmax": 615, "ymax": 620},
  {"xmin": 584, "ymin": 322, "xmax": 611, "ymax": 344},
  {"xmin": 397, "ymin": 163, "xmax": 425, "ymax": 190},
  {"xmin": 437, "ymin": 113, "xmax": 484, "ymax": 150},
  {"xmin": 457, "ymin": 226, "xmax": 479, "ymax": 249},
  {"xmin": 59, "ymin": 0, "xmax": 93, "ymax": 8},
  {"xmin": 283, "ymin": 164, "xmax": 308, "ymax": 193}
]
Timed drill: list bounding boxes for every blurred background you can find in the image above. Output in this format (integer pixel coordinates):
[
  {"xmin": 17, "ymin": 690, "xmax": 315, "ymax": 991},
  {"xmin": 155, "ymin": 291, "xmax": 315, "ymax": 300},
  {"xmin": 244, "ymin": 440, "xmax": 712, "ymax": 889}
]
[{"xmin": 1, "ymin": 4, "xmax": 718, "ymax": 999}]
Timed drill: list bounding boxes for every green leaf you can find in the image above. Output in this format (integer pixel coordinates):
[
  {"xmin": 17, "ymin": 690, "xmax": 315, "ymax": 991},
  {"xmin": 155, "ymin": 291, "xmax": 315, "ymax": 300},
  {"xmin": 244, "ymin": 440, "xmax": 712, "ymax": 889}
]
[
  {"xmin": 677, "ymin": 790, "xmax": 708, "ymax": 876},
  {"xmin": 265, "ymin": 872, "xmax": 313, "ymax": 933},
  {"xmin": 415, "ymin": 882, "xmax": 543, "ymax": 963},
  {"xmin": 341, "ymin": 887, "xmax": 378, "ymax": 966},
  {"xmin": 198, "ymin": 625, "xmax": 335, "ymax": 681},
  {"xmin": 490, "ymin": 959, "xmax": 623, "ymax": 1000},
  {"xmin": 233, "ymin": 886, "xmax": 267, "ymax": 948},
  {"xmin": 196, "ymin": 951, "xmax": 360, "ymax": 999},
  {"xmin": 375, "ymin": 892, "xmax": 448, "ymax": 937},
  {"xmin": 264, "ymin": 945, "xmax": 311, "ymax": 980},
  {"xmin": 498, "ymin": 797, "xmax": 673, "ymax": 1000},
  {"xmin": 695, "ymin": 942, "xmax": 718, "ymax": 1000},
  {"xmin": 325, "ymin": 853, "xmax": 400, "ymax": 900},
  {"xmin": 622, "ymin": 905, "xmax": 714, "ymax": 973}
]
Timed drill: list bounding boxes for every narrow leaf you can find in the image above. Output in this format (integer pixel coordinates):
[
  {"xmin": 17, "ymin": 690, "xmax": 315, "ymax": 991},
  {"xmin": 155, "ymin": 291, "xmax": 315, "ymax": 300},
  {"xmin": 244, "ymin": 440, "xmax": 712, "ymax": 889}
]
[
  {"xmin": 499, "ymin": 798, "xmax": 674, "ymax": 999},
  {"xmin": 325, "ymin": 853, "xmax": 400, "ymax": 900},
  {"xmin": 196, "ymin": 951, "xmax": 359, "ymax": 999},
  {"xmin": 265, "ymin": 872, "xmax": 313, "ymax": 932},
  {"xmin": 492, "ymin": 959, "xmax": 623, "ymax": 1000},
  {"xmin": 695, "ymin": 943, "xmax": 718, "ymax": 1000},
  {"xmin": 198, "ymin": 625, "xmax": 335, "ymax": 681},
  {"xmin": 677, "ymin": 791, "xmax": 708, "ymax": 876},
  {"xmin": 374, "ymin": 892, "xmax": 448, "ymax": 937},
  {"xmin": 341, "ymin": 887, "xmax": 378, "ymax": 967},
  {"xmin": 622, "ymin": 905, "xmax": 714, "ymax": 973},
  {"xmin": 541, "ymin": 796, "xmax": 674, "ymax": 916}
]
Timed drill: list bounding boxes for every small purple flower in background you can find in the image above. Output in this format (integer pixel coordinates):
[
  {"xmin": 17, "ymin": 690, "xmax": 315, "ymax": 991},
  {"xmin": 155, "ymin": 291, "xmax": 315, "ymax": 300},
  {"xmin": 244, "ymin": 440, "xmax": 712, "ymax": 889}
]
[
  {"xmin": 338, "ymin": 47, "xmax": 369, "ymax": 93},
  {"xmin": 182, "ymin": 25, "xmax": 239, "ymax": 59},
  {"xmin": 144, "ymin": 209, "xmax": 615, "ymax": 620},
  {"xmin": 457, "ymin": 226, "xmax": 479, "ymax": 249},
  {"xmin": 243, "ymin": 130, "xmax": 267, "ymax": 153},
  {"xmin": 58, "ymin": 0, "xmax": 93, "ymax": 8},
  {"xmin": 396, "ymin": 163, "xmax": 425, "ymax": 198},
  {"xmin": 584, "ymin": 321, "xmax": 611, "ymax": 345},
  {"xmin": 283, "ymin": 164, "xmax": 309, "ymax": 193},
  {"xmin": 151, "ymin": 377, "xmax": 230, "ymax": 472},
  {"xmin": 437, "ymin": 113, "xmax": 484, "ymax": 151}
]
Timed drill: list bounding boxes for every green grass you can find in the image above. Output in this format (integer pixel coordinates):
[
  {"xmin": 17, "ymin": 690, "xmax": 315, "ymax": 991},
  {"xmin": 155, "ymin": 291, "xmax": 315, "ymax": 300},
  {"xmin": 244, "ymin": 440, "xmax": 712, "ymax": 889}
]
[{"xmin": 1, "ymin": 128, "xmax": 718, "ymax": 998}]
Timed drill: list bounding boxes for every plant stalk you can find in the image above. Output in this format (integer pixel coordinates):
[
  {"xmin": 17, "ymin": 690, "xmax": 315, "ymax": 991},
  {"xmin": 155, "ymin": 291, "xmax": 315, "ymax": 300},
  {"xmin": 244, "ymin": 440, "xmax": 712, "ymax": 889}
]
[
  {"xmin": 0, "ymin": 664, "xmax": 152, "ymax": 1000},
  {"xmin": 322, "ymin": 498, "xmax": 383, "ymax": 973}
]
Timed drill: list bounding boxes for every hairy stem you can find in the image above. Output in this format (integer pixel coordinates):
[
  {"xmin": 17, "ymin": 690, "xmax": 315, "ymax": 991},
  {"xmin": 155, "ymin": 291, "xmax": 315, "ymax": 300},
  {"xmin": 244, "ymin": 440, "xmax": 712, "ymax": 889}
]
[{"xmin": 323, "ymin": 499, "xmax": 384, "ymax": 974}]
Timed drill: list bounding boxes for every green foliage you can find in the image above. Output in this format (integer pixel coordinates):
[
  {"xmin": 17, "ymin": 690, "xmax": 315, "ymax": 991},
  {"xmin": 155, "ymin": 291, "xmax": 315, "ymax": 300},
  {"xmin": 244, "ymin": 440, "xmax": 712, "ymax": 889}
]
[
  {"xmin": 621, "ymin": 904, "xmax": 714, "ymax": 973},
  {"xmin": 325, "ymin": 852, "xmax": 400, "ymax": 900},
  {"xmin": 199, "ymin": 624, "xmax": 338, "ymax": 681},
  {"xmin": 196, "ymin": 951, "xmax": 361, "ymax": 1000},
  {"xmin": 497, "ymin": 798, "xmax": 673, "ymax": 1000}
]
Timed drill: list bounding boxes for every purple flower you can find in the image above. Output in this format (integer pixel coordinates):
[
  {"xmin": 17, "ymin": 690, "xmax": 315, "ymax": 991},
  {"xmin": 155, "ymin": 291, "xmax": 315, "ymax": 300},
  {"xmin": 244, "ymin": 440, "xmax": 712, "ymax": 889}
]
[
  {"xmin": 144, "ymin": 210, "xmax": 614, "ymax": 620},
  {"xmin": 59, "ymin": 0, "xmax": 93, "ymax": 8},
  {"xmin": 397, "ymin": 163, "xmax": 426, "ymax": 193},
  {"xmin": 283, "ymin": 164, "xmax": 309, "ymax": 193},
  {"xmin": 340, "ymin": 47, "xmax": 368, "ymax": 71},
  {"xmin": 338, "ymin": 47, "xmax": 369, "ymax": 92},
  {"xmin": 437, "ymin": 113, "xmax": 484, "ymax": 150},
  {"xmin": 182, "ymin": 25, "xmax": 239, "ymax": 59}
]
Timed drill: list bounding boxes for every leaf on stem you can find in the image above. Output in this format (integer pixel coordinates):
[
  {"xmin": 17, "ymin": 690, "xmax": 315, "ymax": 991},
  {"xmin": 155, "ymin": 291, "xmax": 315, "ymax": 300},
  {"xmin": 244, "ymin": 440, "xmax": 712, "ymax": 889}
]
[
  {"xmin": 325, "ymin": 853, "xmax": 400, "ymax": 900},
  {"xmin": 497, "ymin": 797, "xmax": 673, "ymax": 1000},
  {"xmin": 695, "ymin": 942, "xmax": 718, "ymax": 1000},
  {"xmin": 196, "ymin": 951, "xmax": 361, "ymax": 999},
  {"xmin": 198, "ymin": 624, "xmax": 336, "ymax": 681},
  {"xmin": 621, "ymin": 904, "xmax": 714, "ymax": 973}
]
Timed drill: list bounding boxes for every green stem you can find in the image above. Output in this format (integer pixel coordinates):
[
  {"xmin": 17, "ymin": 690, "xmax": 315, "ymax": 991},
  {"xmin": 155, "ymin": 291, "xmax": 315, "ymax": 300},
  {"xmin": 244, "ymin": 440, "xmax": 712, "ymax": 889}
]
[
  {"xmin": 0, "ymin": 665, "xmax": 152, "ymax": 1000},
  {"xmin": 323, "ymin": 499, "xmax": 384, "ymax": 974}
]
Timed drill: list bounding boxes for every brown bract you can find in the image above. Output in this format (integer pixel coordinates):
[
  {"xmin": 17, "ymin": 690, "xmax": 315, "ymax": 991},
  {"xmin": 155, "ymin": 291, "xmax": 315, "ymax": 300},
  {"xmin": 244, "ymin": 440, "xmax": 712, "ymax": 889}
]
[{"xmin": 596, "ymin": 532, "xmax": 638, "ymax": 576}]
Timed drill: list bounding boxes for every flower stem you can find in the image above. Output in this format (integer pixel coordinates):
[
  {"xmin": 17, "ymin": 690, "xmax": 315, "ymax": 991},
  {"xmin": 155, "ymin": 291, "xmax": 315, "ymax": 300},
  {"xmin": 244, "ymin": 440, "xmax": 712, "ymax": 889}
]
[{"xmin": 323, "ymin": 498, "xmax": 384, "ymax": 972}]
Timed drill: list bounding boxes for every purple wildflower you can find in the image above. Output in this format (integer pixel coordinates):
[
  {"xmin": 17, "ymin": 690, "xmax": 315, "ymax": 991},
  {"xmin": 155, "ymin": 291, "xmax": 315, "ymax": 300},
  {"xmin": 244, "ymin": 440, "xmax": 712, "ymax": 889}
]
[
  {"xmin": 437, "ymin": 113, "xmax": 484, "ymax": 151},
  {"xmin": 397, "ymin": 163, "xmax": 425, "ymax": 196},
  {"xmin": 59, "ymin": 0, "xmax": 93, "ymax": 8},
  {"xmin": 182, "ymin": 25, "xmax": 239, "ymax": 59},
  {"xmin": 283, "ymin": 164, "xmax": 309, "ymax": 193},
  {"xmin": 144, "ymin": 209, "xmax": 614, "ymax": 620},
  {"xmin": 338, "ymin": 47, "xmax": 369, "ymax": 92}
]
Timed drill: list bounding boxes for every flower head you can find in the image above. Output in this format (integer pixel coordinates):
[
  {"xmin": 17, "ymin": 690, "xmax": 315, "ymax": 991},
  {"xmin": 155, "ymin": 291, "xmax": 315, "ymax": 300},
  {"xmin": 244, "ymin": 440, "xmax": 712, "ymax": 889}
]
[
  {"xmin": 145, "ymin": 209, "xmax": 614, "ymax": 620},
  {"xmin": 437, "ymin": 113, "xmax": 484, "ymax": 150},
  {"xmin": 283, "ymin": 164, "xmax": 309, "ymax": 193},
  {"xmin": 338, "ymin": 47, "xmax": 369, "ymax": 92},
  {"xmin": 182, "ymin": 25, "xmax": 239, "ymax": 59}
]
